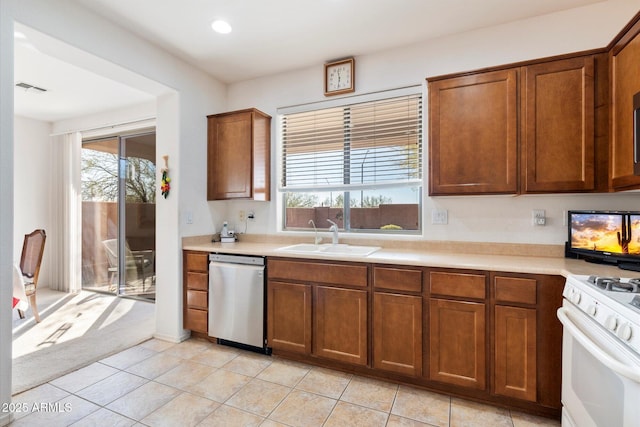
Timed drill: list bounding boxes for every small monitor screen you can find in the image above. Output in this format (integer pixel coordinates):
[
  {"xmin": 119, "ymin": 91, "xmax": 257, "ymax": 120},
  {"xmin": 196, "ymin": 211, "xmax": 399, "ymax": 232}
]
[
  {"xmin": 570, "ymin": 212, "xmax": 640, "ymax": 256},
  {"xmin": 570, "ymin": 213, "xmax": 623, "ymax": 254},
  {"xmin": 631, "ymin": 215, "xmax": 640, "ymax": 255}
]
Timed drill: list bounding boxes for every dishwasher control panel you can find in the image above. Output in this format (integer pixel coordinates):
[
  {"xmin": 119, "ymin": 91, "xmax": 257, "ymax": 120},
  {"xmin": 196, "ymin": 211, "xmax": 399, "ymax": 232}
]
[{"xmin": 209, "ymin": 253, "xmax": 265, "ymax": 266}]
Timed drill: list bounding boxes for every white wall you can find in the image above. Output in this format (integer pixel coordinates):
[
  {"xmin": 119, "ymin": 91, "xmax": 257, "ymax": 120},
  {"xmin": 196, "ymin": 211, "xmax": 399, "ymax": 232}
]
[
  {"xmin": 13, "ymin": 116, "xmax": 53, "ymax": 287},
  {"xmin": 1, "ymin": 0, "xmax": 227, "ymax": 417},
  {"xmin": 226, "ymin": 0, "xmax": 640, "ymax": 246}
]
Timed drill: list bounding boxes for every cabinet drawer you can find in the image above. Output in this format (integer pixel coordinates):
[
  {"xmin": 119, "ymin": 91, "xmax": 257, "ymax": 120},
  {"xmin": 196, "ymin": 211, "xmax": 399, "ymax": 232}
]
[
  {"xmin": 429, "ymin": 271, "xmax": 486, "ymax": 299},
  {"xmin": 186, "ymin": 272, "xmax": 208, "ymax": 290},
  {"xmin": 494, "ymin": 276, "xmax": 537, "ymax": 305},
  {"xmin": 185, "ymin": 252, "xmax": 209, "ymax": 272},
  {"xmin": 186, "ymin": 290, "xmax": 208, "ymax": 309},
  {"xmin": 374, "ymin": 266, "xmax": 422, "ymax": 293},
  {"xmin": 184, "ymin": 308, "xmax": 207, "ymax": 333},
  {"xmin": 268, "ymin": 259, "xmax": 367, "ymax": 287}
]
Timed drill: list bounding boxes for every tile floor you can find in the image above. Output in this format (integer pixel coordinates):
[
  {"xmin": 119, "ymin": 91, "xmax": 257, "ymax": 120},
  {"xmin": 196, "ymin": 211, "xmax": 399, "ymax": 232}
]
[{"xmin": 8, "ymin": 338, "xmax": 561, "ymax": 427}]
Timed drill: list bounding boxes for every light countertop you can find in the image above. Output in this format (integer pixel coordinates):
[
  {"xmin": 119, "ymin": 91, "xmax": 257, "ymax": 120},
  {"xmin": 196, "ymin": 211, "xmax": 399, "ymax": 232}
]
[{"xmin": 182, "ymin": 235, "xmax": 627, "ymax": 278}]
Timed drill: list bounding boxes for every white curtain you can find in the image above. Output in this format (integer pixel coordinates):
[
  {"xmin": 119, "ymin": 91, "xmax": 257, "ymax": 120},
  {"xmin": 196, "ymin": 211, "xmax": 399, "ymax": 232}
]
[{"xmin": 49, "ymin": 132, "xmax": 82, "ymax": 293}]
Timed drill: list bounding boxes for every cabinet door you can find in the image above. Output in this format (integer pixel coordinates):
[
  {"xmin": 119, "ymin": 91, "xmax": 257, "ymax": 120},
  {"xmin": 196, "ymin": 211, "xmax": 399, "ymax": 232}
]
[
  {"xmin": 207, "ymin": 112, "xmax": 253, "ymax": 200},
  {"xmin": 373, "ymin": 292, "xmax": 422, "ymax": 376},
  {"xmin": 429, "ymin": 299, "xmax": 486, "ymax": 389},
  {"xmin": 521, "ymin": 57, "xmax": 595, "ymax": 192},
  {"xmin": 611, "ymin": 28, "xmax": 640, "ymax": 190},
  {"xmin": 428, "ymin": 69, "xmax": 518, "ymax": 195},
  {"xmin": 267, "ymin": 281, "xmax": 312, "ymax": 354},
  {"xmin": 494, "ymin": 305, "xmax": 537, "ymax": 402},
  {"xmin": 315, "ymin": 286, "xmax": 368, "ymax": 365}
]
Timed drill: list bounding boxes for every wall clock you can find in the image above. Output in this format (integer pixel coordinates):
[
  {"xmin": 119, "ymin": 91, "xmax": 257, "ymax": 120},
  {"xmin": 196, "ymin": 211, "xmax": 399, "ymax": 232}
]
[{"xmin": 324, "ymin": 57, "xmax": 355, "ymax": 96}]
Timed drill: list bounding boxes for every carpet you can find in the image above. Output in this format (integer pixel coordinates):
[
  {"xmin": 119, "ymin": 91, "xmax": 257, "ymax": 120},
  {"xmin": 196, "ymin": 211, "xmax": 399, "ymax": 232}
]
[{"xmin": 11, "ymin": 288, "xmax": 155, "ymax": 394}]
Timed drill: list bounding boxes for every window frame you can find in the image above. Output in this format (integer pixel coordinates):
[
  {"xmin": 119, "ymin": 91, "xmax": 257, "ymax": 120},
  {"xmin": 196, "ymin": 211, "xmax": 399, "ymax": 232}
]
[{"xmin": 277, "ymin": 86, "xmax": 424, "ymax": 235}]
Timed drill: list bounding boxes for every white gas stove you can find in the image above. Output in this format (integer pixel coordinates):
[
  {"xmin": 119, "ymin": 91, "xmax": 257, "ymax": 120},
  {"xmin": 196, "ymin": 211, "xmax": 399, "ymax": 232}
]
[
  {"xmin": 563, "ymin": 274, "xmax": 640, "ymax": 355},
  {"xmin": 560, "ymin": 274, "xmax": 640, "ymax": 427}
]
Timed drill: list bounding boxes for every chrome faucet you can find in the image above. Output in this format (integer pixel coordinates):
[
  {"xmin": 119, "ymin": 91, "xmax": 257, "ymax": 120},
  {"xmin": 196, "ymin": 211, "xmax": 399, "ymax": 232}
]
[
  {"xmin": 327, "ymin": 219, "xmax": 339, "ymax": 245},
  {"xmin": 308, "ymin": 219, "xmax": 322, "ymax": 245}
]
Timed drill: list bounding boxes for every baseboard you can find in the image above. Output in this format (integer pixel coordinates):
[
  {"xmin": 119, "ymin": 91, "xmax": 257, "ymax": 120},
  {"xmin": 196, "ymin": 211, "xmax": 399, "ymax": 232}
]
[{"xmin": 153, "ymin": 329, "xmax": 190, "ymax": 343}]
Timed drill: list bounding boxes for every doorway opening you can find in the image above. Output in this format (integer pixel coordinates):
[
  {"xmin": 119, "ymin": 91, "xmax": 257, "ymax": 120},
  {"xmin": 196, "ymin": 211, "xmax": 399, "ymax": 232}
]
[{"xmin": 80, "ymin": 131, "xmax": 156, "ymax": 300}]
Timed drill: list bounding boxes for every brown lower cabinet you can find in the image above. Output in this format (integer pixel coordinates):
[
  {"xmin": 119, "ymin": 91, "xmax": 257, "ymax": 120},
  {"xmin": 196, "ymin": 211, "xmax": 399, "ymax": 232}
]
[
  {"xmin": 315, "ymin": 286, "xmax": 368, "ymax": 365},
  {"xmin": 429, "ymin": 298, "xmax": 486, "ymax": 389},
  {"xmin": 266, "ymin": 280, "xmax": 311, "ymax": 354},
  {"xmin": 266, "ymin": 258, "xmax": 564, "ymax": 418},
  {"xmin": 183, "ymin": 251, "xmax": 209, "ymax": 333}
]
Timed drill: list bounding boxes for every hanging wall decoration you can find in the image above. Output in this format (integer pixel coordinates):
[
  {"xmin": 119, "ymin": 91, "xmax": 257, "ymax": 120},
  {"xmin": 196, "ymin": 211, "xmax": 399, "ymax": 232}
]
[{"xmin": 160, "ymin": 155, "xmax": 171, "ymax": 199}]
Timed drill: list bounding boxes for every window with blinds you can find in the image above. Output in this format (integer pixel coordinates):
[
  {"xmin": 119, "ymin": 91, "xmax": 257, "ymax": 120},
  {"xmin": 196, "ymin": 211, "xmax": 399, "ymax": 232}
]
[{"xmin": 279, "ymin": 91, "xmax": 422, "ymax": 233}]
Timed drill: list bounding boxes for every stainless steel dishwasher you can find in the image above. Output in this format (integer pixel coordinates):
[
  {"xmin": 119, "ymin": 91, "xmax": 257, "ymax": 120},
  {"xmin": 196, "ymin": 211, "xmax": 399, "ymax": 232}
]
[{"xmin": 208, "ymin": 253, "xmax": 267, "ymax": 351}]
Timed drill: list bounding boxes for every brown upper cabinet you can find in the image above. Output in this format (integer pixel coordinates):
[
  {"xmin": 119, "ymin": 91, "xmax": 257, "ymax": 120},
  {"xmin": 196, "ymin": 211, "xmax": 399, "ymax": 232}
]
[
  {"xmin": 521, "ymin": 57, "xmax": 595, "ymax": 193},
  {"xmin": 611, "ymin": 18, "xmax": 640, "ymax": 191},
  {"xmin": 207, "ymin": 108, "xmax": 271, "ymax": 200},
  {"xmin": 428, "ymin": 55, "xmax": 597, "ymax": 195},
  {"xmin": 428, "ymin": 69, "xmax": 518, "ymax": 195}
]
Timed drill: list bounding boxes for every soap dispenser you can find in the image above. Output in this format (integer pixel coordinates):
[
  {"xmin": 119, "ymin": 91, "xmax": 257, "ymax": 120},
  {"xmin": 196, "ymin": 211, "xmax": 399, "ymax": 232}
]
[{"xmin": 221, "ymin": 221, "xmax": 229, "ymax": 237}]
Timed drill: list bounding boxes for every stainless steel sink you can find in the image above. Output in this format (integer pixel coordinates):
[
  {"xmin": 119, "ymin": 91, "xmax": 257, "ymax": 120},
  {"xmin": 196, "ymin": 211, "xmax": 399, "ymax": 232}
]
[{"xmin": 276, "ymin": 243, "xmax": 380, "ymax": 257}]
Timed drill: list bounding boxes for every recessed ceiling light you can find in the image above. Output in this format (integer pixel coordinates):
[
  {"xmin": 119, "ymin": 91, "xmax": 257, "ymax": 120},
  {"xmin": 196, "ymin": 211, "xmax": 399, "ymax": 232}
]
[{"xmin": 211, "ymin": 20, "xmax": 232, "ymax": 34}]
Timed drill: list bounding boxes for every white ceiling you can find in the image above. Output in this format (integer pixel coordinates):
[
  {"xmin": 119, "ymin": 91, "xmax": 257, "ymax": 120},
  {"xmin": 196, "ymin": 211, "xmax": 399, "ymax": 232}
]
[{"xmin": 14, "ymin": 0, "xmax": 604, "ymax": 122}]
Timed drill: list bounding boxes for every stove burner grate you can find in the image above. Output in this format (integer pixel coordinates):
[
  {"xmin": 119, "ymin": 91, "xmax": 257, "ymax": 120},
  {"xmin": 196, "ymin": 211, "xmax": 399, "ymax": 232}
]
[{"xmin": 587, "ymin": 275, "xmax": 640, "ymax": 293}]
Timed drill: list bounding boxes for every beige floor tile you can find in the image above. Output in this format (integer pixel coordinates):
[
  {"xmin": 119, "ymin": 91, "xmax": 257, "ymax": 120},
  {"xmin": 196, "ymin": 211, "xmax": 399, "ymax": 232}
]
[
  {"xmin": 269, "ymin": 390, "xmax": 336, "ymax": 427},
  {"xmin": 162, "ymin": 338, "xmax": 211, "ymax": 360},
  {"xmin": 186, "ymin": 369, "xmax": 252, "ymax": 403},
  {"xmin": 70, "ymin": 407, "xmax": 136, "ymax": 426},
  {"xmin": 124, "ymin": 352, "xmax": 183, "ymax": 379},
  {"xmin": 141, "ymin": 392, "xmax": 219, "ymax": 427},
  {"xmin": 153, "ymin": 360, "xmax": 217, "ymax": 390},
  {"xmin": 76, "ymin": 371, "xmax": 148, "ymax": 406},
  {"xmin": 48, "ymin": 362, "xmax": 119, "ymax": 394},
  {"xmin": 391, "ymin": 386, "xmax": 450, "ymax": 427},
  {"xmin": 10, "ymin": 383, "xmax": 70, "ymax": 420},
  {"xmin": 106, "ymin": 381, "xmax": 180, "ymax": 421},
  {"xmin": 189, "ymin": 344, "xmax": 240, "ymax": 368},
  {"xmin": 259, "ymin": 420, "xmax": 290, "ymax": 427},
  {"xmin": 100, "ymin": 345, "xmax": 157, "ymax": 370},
  {"xmin": 295, "ymin": 367, "xmax": 352, "ymax": 399},
  {"xmin": 450, "ymin": 398, "xmax": 512, "ymax": 427},
  {"xmin": 198, "ymin": 404, "xmax": 265, "ymax": 427},
  {"xmin": 386, "ymin": 414, "xmax": 435, "ymax": 426},
  {"xmin": 226, "ymin": 378, "xmax": 291, "ymax": 417},
  {"xmin": 138, "ymin": 338, "xmax": 175, "ymax": 353},
  {"xmin": 324, "ymin": 401, "xmax": 388, "ymax": 427},
  {"xmin": 221, "ymin": 353, "xmax": 273, "ymax": 377},
  {"xmin": 256, "ymin": 359, "xmax": 311, "ymax": 387},
  {"xmin": 10, "ymin": 394, "xmax": 99, "ymax": 427},
  {"xmin": 511, "ymin": 410, "xmax": 561, "ymax": 427},
  {"xmin": 340, "ymin": 376, "xmax": 398, "ymax": 412}
]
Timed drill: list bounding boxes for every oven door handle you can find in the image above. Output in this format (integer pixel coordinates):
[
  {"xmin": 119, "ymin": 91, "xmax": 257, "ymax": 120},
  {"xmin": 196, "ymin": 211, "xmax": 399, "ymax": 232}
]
[{"xmin": 557, "ymin": 307, "xmax": 640, "ymax": 384}]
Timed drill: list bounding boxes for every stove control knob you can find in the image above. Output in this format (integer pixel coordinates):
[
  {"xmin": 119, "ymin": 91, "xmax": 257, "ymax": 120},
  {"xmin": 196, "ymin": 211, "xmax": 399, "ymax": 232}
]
[
  {"xmin": 570, "ymin": 290, "xmax": 581, "ymax": 305},
  {"xmin": 605, "ymin": 315, "xmax": 618, "ymax": 331},
  {"xmin": 587, "ymin": 304, "xmax": 597, "ymax": 316},
  {"xmin": 617, "ymin": 323, "xmax": 633, "ymax": 341}
]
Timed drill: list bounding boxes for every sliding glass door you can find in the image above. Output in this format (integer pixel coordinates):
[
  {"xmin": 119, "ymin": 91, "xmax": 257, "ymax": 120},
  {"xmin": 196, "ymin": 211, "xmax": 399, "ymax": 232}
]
[{"xmin": 81, "ymin": 132, "xmax": 156, "ymax": 300}]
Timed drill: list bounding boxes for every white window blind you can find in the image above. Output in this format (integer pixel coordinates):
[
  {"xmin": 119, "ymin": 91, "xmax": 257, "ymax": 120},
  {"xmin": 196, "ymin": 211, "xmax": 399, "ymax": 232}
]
[{"xmin": 280, "ymin": 93, "xmax": 422, "ymax": 192}]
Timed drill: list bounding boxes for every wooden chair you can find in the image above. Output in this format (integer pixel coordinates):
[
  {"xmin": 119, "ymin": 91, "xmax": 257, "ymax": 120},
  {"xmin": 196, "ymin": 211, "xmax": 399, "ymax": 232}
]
[{"xmin": 17, "ymin": 229, "xmax": 46, "ymax": 323}]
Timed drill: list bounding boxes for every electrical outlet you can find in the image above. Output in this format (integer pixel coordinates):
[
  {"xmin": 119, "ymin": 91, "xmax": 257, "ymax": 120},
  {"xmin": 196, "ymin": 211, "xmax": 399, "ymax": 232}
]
[
  {"xmin": 239, "ymin": 210, "xmax": 246, "ymax": 222},
  {"xmin": 532, "ymin": 209, "xmax": 546, "ymax": 226},
  {"xmin": 431, "ymin": 209, "xmax": 448, "ymax": 225},
  {"xmin": 247, "ymin": 211, "xmax": 255, "ymax": 221}
]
